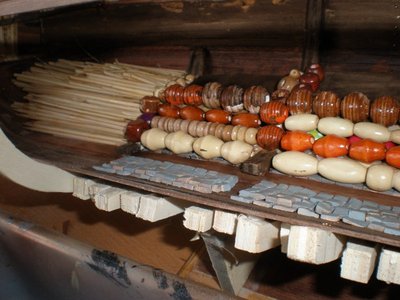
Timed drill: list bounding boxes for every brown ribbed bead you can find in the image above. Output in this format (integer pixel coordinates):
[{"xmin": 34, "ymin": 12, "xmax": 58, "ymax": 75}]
[
  {"xmin": 222, "ymin": 125, "xmax": 234, "ymax": 142},
  {"xmin": 180, "ymin": 119, "xmax": 190, "ymax": 133},
  {"xmin": 173, "ymin": 119, "xmax": 183, "ymax": 132},
  {"xmin": 158, "ymin": 103, "xmax": 180, "ymax": 118},
  {"xmin": 205, "ymin": 109, "xmax": 231, "ymax": 124},
  {"xmin": 259, "ymin": 102, "xmax": 289, "ymax": 124},
  {"xmin": 183, "ymin": 84, "xmax": 203, "ymax": 106},
  {"xmin": 220, "ymin": 85, "xmax": 244, "ymax": 113},
  {"xmin": 140, "ymin": 96, "xmax": 160, "ymax": 113},
  {"xmin": 151, "ymin": 115, "xmax": 161, "ymax": 128},
  {"xmin": 313, "ymin": 91, "xmax": 341, "ymax": 118},
  {"xmin": 164, "ymin": 84, "xmax": 185, "ymax": 106},
  {"xmin": 256, "ymin": 125, "xmax": 285, "ymax": 150},
  {"xmin": 202, "ymin": 82, "xmax": 223, "ymax": 108},
  {"xmin": 196, "ymin": 121, "xmax": 208, "ymax": 137},
  {"xmin": 231, "ymin": 113, "xmax": 261, "ymax": 128},
  {"xmin": 286, "ymin": 86, "xmax": 313, "ymax": 115},
  {"xmin": 208, "ymin": 122, "xmax": 219, "ymax": 136},
  {"xmin": 215, "ymin": 124, "xmax": 226, "ymax": 139},
  {"xmin": 370, "ymin": 96, "xmax": 400, "ymax": 127},
  {"xmin": 237, "ymin": 126, "xmax": 248, "ymax": 142},
  {"xmin": 243, "ymin": 85, "xmax": 270, "ymax": 113},
  {"xmin": 166, "ymin": 117, "xmax": 176, "ymax": 132},
  {"xmin": 179, "ymin": 106, "xmax": 205, "ymax": 121},
  {"xmin": 341, "ymin": 92, "xmax": 370, "ymax": 123},
  {"xmin": 157, "ymin": 116, "xmax": 168, "ymax": 131},
  {"xmin": 188, "ymin": 120, "xmax": 200, "ymax": 136},
  {"xmin": 271, "ymin": 89, "xmax": 290, "ymax": 104}
]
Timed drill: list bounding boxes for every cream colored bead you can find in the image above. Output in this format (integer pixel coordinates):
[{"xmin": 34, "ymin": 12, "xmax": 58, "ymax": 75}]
[
  {"xmin": 318, "ymin": 158, "xmax": 367, "ymax": 183},
  {"xmin": 272, "ymin": 151, "xmax": 318, "ymax": 176},
  {"xmin": 193, "ymin": 135, "xmax": 224, "ymax": 159},
  {"xmin": 220, "ymin": 140, "xmax": 253, "ymax": 164},
  {"xmin": 317, "ymin": 117, "xmax": 354, "ymax": 137},
  {"xmin": 366, "ymin": 164, "xmax": 394, "ymax": 192},
  {"xmin": 244, "ymin": 127, "xmax": 258, "ymax": 145},
  {"xmin": 353, "ymin": 122, "xmax": 391, "ymax": 143},
  {"xmin": 140, "ymin": 128, "xmax": 168, "ymax": 151},
  {"xmin": 165, "ymin": 131, "xmax": 195, "ymax": 154},
  {"xmin": 284, "ymin": 113, "xmax": 319, "ymax": 132},
  {"xmin": 390, "ymin": 130, "xmax": 400, "ymax": 144},
  {"xmin": 392, "ymin": 171, "xmax": 400, "ymax": 192}
]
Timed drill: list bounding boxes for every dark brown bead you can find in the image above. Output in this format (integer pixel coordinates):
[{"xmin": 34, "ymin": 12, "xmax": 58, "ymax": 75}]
[
  {"xmin": 125, "ymin": 119, "xmax": 149, "ymax": 142},
  {"xmin": 306, "ymin": 63, "xmax": 324, "ymax": 82},
  {"xmin": 205, "ymin": 109, "xmax": 231, "ymax": 124},
  {"xmin": 341, "ymin": 92, "xmax": 370, "ymax": 123},
  {"xmin": 231, "ymin": 113, "xmax": 261, "ymax": 128},
  {"xmin": 313, "ymin": 91, "xmax": 341, "ymax": 118},
  {"xmin": 163, "ymin": 84, "xmax": 185, "ymax": 106},
  {"xmin": 183, "ymin": 84, "xmax": 203, "ymax": 106},
  {"xmin": 220, "ymin": 85, "xmax": 244, "ymax": 113},
  {"xmin": 140, "ymin": 96, "xmax": 160, "ymax": 113},
  {"xmin": 222, "ymin": 125, "xmax": 234, "ymax": 141},
  {"xmin": 286, "ymin": 87, "xmax": 313, "ymax": 115},
  {"xmin": 179, "ymin": 106, "xmax": 205, "ymax": 121},
  {"xmin": 299, "ymin": 73, "xmax": 320, "ymax": 92},
  {"xmin": 370, "ymin": 96, "xmax": 400, "ymax": 127},
  {"xmin": 256, "ymin": 125, "xmax": 284, "ymax": 151},
  {"xmin": 271, "ymin": 89, "xmax": 290, "ymax": 104},
  {"xmin": 202, "ymin": 82, "xmax": 223, "ymax": 108},
  {"xmin": 157, "ymin": 103, "xmax": 180, "ymax": 118},
  {"xmin": 243, "ymin": 85, "xmax": 270, "ymax": 114}
]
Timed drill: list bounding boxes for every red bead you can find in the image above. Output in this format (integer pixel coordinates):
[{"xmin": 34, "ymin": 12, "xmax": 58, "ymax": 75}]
[
  {"xmin": 280, "ymin": 131, "xmax": 314, "ymax": 151},
  {"xmin": 158, "ymin": 104, "xmax": 180, "ymax": 118},
  {"xmin": 306, "ymin": 63, "xmax": 324, "ymax": 82},
  {"xmin": 231, "ymin": 113, "xmax": 261, "ymax": 128},
  {"xmin": 205, "ymin": 109, "xmax": 231, "ymax": 124},
  {"xmin": 313, "ymin": 134, "xmax": 349, "ymax": 158},
  {"xmin": 179, "ymin": 106, "xmax": 205, "ymax": 121},
  {"xmin": 164, "ymin": 84, "xmax": 185, "ymax": 106},
  {"xmin": 125, "ymin": 119, "xmax": 149, "ymax": 142},
  {"xmin": 349, "ymin": 139, "xmax": 386, "ymax": 163},
  {"xmin": 386, "ymin": 146, "xmax": 400, "ymax": 168},
  {"xmin": 183, "ymin": 85, "xmax": 203, "ymax": 106},
  {"xmin": 299, "ymin": 72, "xmax": 320, "ymax": 92}
]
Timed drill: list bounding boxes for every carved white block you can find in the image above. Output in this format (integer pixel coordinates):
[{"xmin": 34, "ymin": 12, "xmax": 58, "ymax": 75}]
[
  {"xmin": 377, "ymin": 248, "xmax": 400, "ymax": 284},
  {"xmin": 212, "ymin": 210, "xmax": 237, "ymax": 235},
  {"xmin": 137, "ymin": 195, "xmax": 184, "ymax": 222},
  {"xmin": 88, "ymin": 183, "xmax": 109, "ymax": 200},
  {"xmin": 183, "ymin": 206, "xmax": 214, "ymax": 232},
  {"xmin": 120, "ymin": 191, "xmax": 142, "ymax": 215},
  {"xmin": 234, "ymin": 215, "xmax": 280, "ymax": 253},
  {"xmin": 72, "ymin": 177, "xmax": 95, "ymax": 200},
  {"xmin": 280, "ymin": 223, "xmax": 291, "ymax": 253},
  {"xmin": 340, "ymin": 241, "xmax": 378, "ymax": 283},
  {"xmin": 287, "ymin": 226, "xmax": 345, "ymax": 264},
  {"xmin": 94, "ymin": 187, "xmax": 123, "ymax": 212}
]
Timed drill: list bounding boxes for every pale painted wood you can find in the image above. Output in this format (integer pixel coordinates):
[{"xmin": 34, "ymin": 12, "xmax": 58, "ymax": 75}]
[
  {"xmin": 212, "ymin": 210, "xmax": 237, "ymax": 235},
  {"xmin": 287, "ymin": 226, "xmax": 345, "ymax": 264},
  {"xmin": 234, "ymin": 215, "xmax": 280, "ymax": 253},
  {"xmin": 377, "ymin": 247, "xmax": 400, "ymax": 284},
  {"xmin": 88, "ymin": 183, "xmax": 109, "ymax": 199},
  {"xmin": 0, "ymin": 128, "xmax": 75, "ymax": 192},
  {"xmin": 137, "ymin": 194, "xmax": 184, "ymax": 222},
  {"xmin": 120, "ymin": 191, "xmax": 142, "ymax": 215},
  {"xmin": 340, "ymin": 241, "xmax": 378, "ymax": 283},
  {"xmin": 72, "ymin": 177, "xmax": 95, "ymax": 200},
  {"xmin": 183, "ymin": 206, "xmax": 214, "ymax": 232},
  {"xmin": 93, "ymin": 187, "xmax": 123, "ymax": 212},
  {"xmin": 280, "ymin": 223, "xmax": 291, "ymax": 254}
]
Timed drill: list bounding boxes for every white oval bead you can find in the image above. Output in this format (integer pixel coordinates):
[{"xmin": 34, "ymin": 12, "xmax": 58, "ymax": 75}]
[
  {"xmin": 272, "ymin": 151, "xmax": 318, "ymax": 176},
  {"xmin": 318, "ymin": 158, "xmax": 367, "ymax": 183},
  {"xmin": 193, "ymin": 135, "xmax": 224, "ymax": 159},
  {"xmin": 284, "ymin": 114, "xmax": 319, "ymax": 132},
  {"xmin": 366, "ymin": 164, "xmax": 394, "ymax": 192},
  {"xmin": 390, "ymin": 130, "xmax": 400, "ymax": 144},
  {"xmin": 140, "ymin": 128, "xmax": 168, "ymax": 151},
  {"xmin": 317, "ymin": 117, "xmax": 354, "ymax": 137},
  {"xmin": 165, "ymin": 131, "xmax": 195, "ymax": 154},
  {"xmin": 353, "ymin": 122, "xmax": 390, "ymax": 143},
  {"xmin": 392, "ymin": 171, "xmax": 400, "ymax": 192},
  {"xmin": 220, "ymin": 141, "xmax": 253, "ymax": 164}
]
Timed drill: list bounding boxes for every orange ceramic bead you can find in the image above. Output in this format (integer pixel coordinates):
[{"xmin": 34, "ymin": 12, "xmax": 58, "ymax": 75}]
[
  {"xmin": 163, "ymin": 84, "xmax": 185, "ymax": 106},
  {"xmin": 205, "ymin": 109, "xmax": 231, "ymax": 124},
  {"xmin": 183, "ymin": 84, "xmax": 203, "ymax": 106},
  {"xmin": 349, "ymin": 139, "xmax": 386, "ymax": 163},
  {"xmin": 280, "ymin": 131, "xmax": 314, "ymax": 152},
  {"xmin": 231, "ymin": 113, "xmax": 261, "ymax": 128},
  {"xmin": 179, "ymin": 106, "xmax": 205, "ymax": 121},
  {"xmin": 157, "ymin": 103, "xmax": 180, "ymax": 118},
  {"xmin": 259, "ymin": 102, "xmax": 289, "ymax": 124},
  {"xmin": 312, "ymin": 134, "xmax": 350, "ymax": 158},
  {"xmin": 386, "ymin": 146, "xmax": 400, "ymax": 168},
  {"xmin": 256, "ymin": 125, "xmax": 284, "ymax": 150}
]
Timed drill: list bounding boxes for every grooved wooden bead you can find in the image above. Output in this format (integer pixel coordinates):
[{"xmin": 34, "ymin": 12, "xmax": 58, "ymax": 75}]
[
  {"xmin": 158, "ymin": 104, "xmax": 180, "ymax": 118},
  {"xmin": 220, "ymin": 85, "xmax": 244, "ymax": 113},
  {"xmin": 140, "ymin": 96, "xmax": 160, "ymax": 113},
  {"xmin": 179, "ymin": 106, "xmax": 205, "ymax": 121},
  {"xmin": 173, "ymin": 118, "xmax": 182, "ymax": 132},
  {"xmin": 349, "ymin": 139, "xmax": 386, "ymax": 163},
  {"xmin": 222, "ymin": 125, "xmax": 234, "ymax": 142},
  {"xmin": 312, "ymin": 134, "xmax": 350, "ymax": 158},
  {"xmin": 271, "ymin": 89, "xmax": 290, "ymax": 103},
  {"xmin": 164, "ymin": 84, "xmax": 185, "ymax": 106},
  {"xmin": 180, "ymin": 119, "xmax": 190, "ymax": 133},
  {"xmin": 243, "ymin": 85, "xmax": 270, "ymax": 113},
  {"xmin": 183, "ymin": 84, "xmax": 203, "ymax": 106},
  {"xmin": 207, "ymin": 122, "xmax": 219, "ymax": 136},
  {"xmin": 341, "ymin": 92, "xmax": 370, "ymax": 123},
  {"xmin": 231, "ymin": 113, "xmax": 261, "ymax": 128},
  {"xmin": 386, "ymin": 146, "xmax": 400, "ymax": 168},
  {"xmin": 313, "ymin": 91, "xmax": 341, "ymax": 118},
  {"xmin": 202, "ymin": 82, "xmax": 223, "ymax": 108},
  {"xmin": 166, "ymin": 117, "xmax": 176, "ymax": 132},
  {"xmin": 280, "ymin": 131, "xmax": 314, "ymax": 152},
  {"xmin": 215, "ymin": 123, "xmax": 226, "ymax": 139},
  {"xmin": 370, "ymin": 96, "xmax": 400, "ymax": 127},
  {"xmin": 286, "ymin": 87, "xmax": 313, "ymax": 115},
  {"xmin": 151, "ymin": 115, "xmax": 161, "ymax": 128},
  {"xmin": 196, "ymin": 121, "xmax": 208, "ymax": 137},
  {"xmin": 259, "ymin": 102, "xmax": 289, "ymax": 124},
  {"xmin": 256, "ymin": 125, "xmax": 284, "ymax": 150},
  {"xmin": 205, "ymin": 109, "xmax": 231, "ymax": 124}
]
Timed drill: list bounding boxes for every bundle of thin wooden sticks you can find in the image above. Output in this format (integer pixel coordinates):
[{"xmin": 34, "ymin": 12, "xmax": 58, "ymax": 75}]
[{"xmin": 12, "ymin": 59, "xmax": 188, "ymax": 145}]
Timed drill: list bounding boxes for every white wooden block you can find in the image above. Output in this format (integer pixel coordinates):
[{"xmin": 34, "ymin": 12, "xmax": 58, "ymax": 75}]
[
  {"xmin": 183, "ymin": 206, "xmax": 214, "ymax": 232},
  {"xmin": 88, "ymin": 183, "xmax": 109, "ymax": 199},
  {"xmin": 94, "ymin": 187, "xmax": 123, "ymax": 212},
  {"xmin": 287, "ymin": 226, "xmax": 345, "ymax": 264},
  {"xmin": 234, "ymin": 215, "xmax": 280, "ymax": 253},
  {"xmin": 120, "ymin": 191, "xmax": 142, "ymax": 215},
  {"xmin": 212, "ymin": 210, "xmax": 237, "ymax": 235},
  {"xmin": 137, "ymin": 195, "xmax": 184, "ymax": 222},
  {"xmin": 280, "ymin": 223, "xmax": 291, "ymax": 253},
  {"xmin": 377, "ymin": 248, "xmax": 400, "ymax": 284},
  {"xmin": 72, "ymin": 177, "xmax": 95, "ymax": 200},
  {"xmin": 340, "ymin": 241, "xmax": 378, "ymax": 283}
]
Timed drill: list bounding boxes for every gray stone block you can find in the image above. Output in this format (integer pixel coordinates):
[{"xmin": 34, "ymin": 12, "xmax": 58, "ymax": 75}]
[
  {"xmin": 315, "ymin": 202, "xmax": 334, "ymax": 214},
  {"xmin": 348, "ymin": 210, "xmax": 366, "ymax": 222},
  {"xmin": 342, "ymin": 217, "xmax": 368, "ymax": 228},
  {"xmin": 298, "ymin": 207, "xmax": 319, "ymax": 218}
]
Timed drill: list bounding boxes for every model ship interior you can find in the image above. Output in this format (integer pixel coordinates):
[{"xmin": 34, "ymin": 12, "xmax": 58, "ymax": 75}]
[{"xmin": 2, "ymin": 0, "xmax": 400, "ymax": 299}]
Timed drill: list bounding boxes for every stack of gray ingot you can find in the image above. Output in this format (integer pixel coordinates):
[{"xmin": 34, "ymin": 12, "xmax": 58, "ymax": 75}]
[
  {"xmin": 93, "ymin": 156, "xmax": 238, "ymax": 193},
  {"xmin": 232, "ymin": 180, "xmax": 400, "ymax": 236}
]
